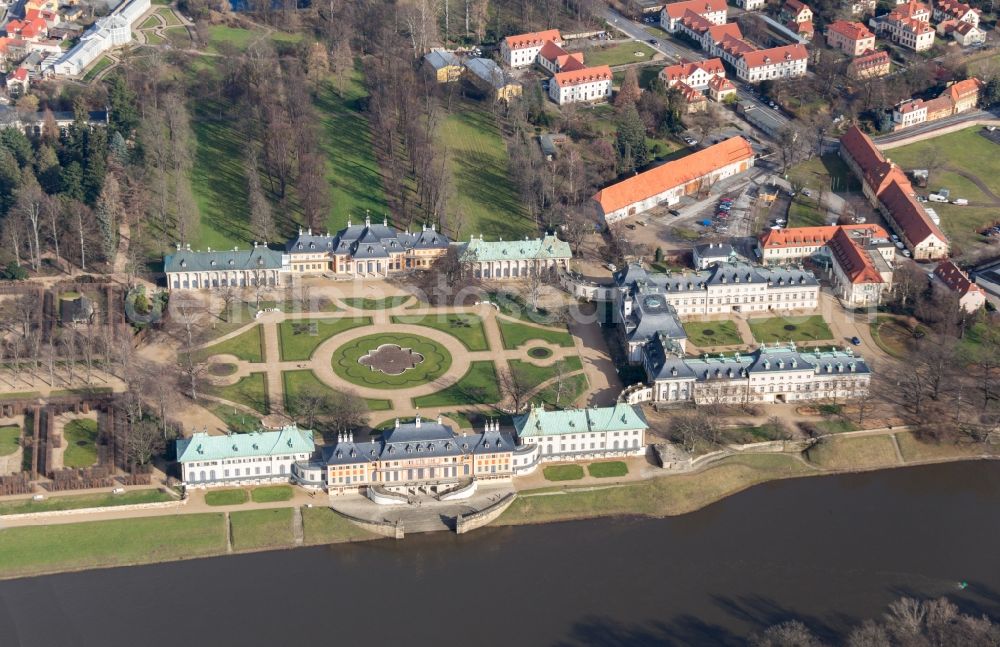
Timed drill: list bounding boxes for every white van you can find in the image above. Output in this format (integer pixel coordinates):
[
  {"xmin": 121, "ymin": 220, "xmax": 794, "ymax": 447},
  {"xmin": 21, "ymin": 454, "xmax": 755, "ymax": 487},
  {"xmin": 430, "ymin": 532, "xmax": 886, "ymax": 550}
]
[
  {"xmin": 952, "ymin": 198, "xmax": 968, "ymax": 206},
  {"xmin": 928, "ymin": 194, "xmax": 948, "ymax": 203}
]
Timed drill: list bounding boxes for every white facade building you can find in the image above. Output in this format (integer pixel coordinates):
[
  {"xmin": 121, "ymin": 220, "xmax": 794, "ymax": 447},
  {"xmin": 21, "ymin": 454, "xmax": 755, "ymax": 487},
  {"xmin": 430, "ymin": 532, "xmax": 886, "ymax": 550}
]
[
  {"xmin": 499, "ymin": 29, "xmax": 562, "ymax": 67},
  {"xmin": 176, "ymin": 426, "xmax": 316, "ymax": 488},
  {"xmin": 734, "ymin": 45, "xmax": 808, "ymax": 83},
  {"xmin": 548, "ymin": 65, "xmax": 612, "ymax": 104},
  {"xmin": 52, "ymin": 0, "xmax": 150, "ymax": 76},
  {"xmin": 513, "ymin": 404, "xmax": 648, "ymax": 462}
]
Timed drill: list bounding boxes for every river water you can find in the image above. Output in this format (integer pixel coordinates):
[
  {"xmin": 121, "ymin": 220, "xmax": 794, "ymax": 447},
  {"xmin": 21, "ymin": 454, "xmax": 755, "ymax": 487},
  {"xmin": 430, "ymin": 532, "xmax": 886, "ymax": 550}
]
[{"xmin": 1, "ymin": 462, "xmax": 998, "ymax": 646}]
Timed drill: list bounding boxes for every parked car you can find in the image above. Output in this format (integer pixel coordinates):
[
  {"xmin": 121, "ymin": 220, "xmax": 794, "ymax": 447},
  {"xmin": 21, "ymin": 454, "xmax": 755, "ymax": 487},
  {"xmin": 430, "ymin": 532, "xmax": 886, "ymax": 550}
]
[
  {"xmin": 890, "ymin": 234, "xmax": 899, "ymax": 242},
  {"xmin": 668, "ymin": 209, "xmax": 681, "ymax": 217},
  {"xmin": 648, "ymin": 39, "xmax": 657, "ymax": 45},
  {"xmin": 718, "ymin": 204, "xmax": 732, "ymax": 211},
  {"xmin": 605, "ymin": 263, "xmax": 617, "ymax": 272},
  {"xmin": 902, "ymin": 249, "xmax": 912, "ymax": 257},
  {"xmin": 801, "ymin": 188, "xmax": 813, "ymax": 197},
  {"xmin": 850, "ymin": 336, "xmax": 862, "ymax": 346},
  {"xmin": 775, "ymin": 218, "xmax": 787, "ymax": 225},
  {"xmin": 716, "ymin": 212, "xmax": 729, "ymax": 219},
  {"xmin": 626, "ymin": 223, "xmax": 637, "ymax": 230}
]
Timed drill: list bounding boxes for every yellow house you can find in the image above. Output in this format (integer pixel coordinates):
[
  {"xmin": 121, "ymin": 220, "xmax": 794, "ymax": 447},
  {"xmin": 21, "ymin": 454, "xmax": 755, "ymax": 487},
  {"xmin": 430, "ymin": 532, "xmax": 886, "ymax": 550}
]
[
  {"xmin": 423, "ymin": 50, "xmax": 462, "ymax": 83},
  {"xmin": 464, "ymin": 57, "xmax": 522, "ymax": 102}
]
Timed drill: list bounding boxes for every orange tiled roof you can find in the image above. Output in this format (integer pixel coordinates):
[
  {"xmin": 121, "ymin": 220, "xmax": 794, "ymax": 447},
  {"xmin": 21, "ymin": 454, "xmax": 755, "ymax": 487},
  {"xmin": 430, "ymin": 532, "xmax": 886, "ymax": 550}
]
[
  {"xmin": 664, "ymin": 0, "xmax": 727, "ymax": 19},
  {"xmin": 708, "ymin": 75, "xmax": 735, "ymax": 91},
  {"xmin": 879, "ymin": 179, "xmax": 947, "ymax": 246},
  {"xmin": 760, "ymin": 224, "xmax": 888, "ymax": 249},
  {"xmin": 680, "ymin": 8, "xmax": 713, "ymax": 32},
  {"xmin": 538, "ymin": 40, "xmax": 568, "ymax": 61},
  {"xmin": 827, "ymin": 228, "xmax": 884, "ymax": 284},
  {"xmin": 934, "ymin": 260, "xmax": 983, "ymax": 296},
  {"xmin": 593, "ymin": 137, "xmax": 754, "ymax": 213},
  {"xmin": 552, "ymin": 64, "xmax": 612, "ymax": 86},
  {"xmin": 741, "ymin": 44, "xmax": 807, "ymax": 68},
  {"xmin": 828, "ymin": 20, "xmax": 874, "ymax": 40},
  {"xmin": 707, "ymin": 22, "xmax": 743, "ymax": 43},
  {"xmin": 660, "ymin": 58, "xmax": 724, "ymax": 83},
  {"xmin": 948, "ymin": 77, "xmax": 982, "ymax": 102},
  {"xmin": 504, "ymin": 29, "xmax": 561, "ymax": 50},
  {"xmin": 851, "ymin": 50, "xmax": 890, "ymax": 69},
  {"xmin": 557, "ymin": 54, "xmax": 586, "ymax": 72}
]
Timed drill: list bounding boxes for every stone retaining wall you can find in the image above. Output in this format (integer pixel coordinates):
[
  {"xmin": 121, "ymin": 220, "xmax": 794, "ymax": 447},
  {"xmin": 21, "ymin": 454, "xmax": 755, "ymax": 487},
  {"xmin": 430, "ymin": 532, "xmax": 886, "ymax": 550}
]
[
  {"xmin": 455, "ymin": 492, "xmax": 517, "ymax": 534},
  {"xmin": 438, "ymin": 479, "xmax": 477, "ymax": 501},
  {"xmin": 330, "ymin": 506, "xmax": 405, "ymax": 539},
  {"xmin": 0, "ymin": 496, "xmax": 186, "ymax": 521}
]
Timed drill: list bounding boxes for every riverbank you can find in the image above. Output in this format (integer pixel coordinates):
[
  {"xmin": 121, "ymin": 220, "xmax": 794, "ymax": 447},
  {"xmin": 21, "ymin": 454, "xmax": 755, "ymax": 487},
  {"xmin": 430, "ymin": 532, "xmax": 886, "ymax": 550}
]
[{"xmin": 0, "ymin": 432, "xmax": 995, "ymax": 580}]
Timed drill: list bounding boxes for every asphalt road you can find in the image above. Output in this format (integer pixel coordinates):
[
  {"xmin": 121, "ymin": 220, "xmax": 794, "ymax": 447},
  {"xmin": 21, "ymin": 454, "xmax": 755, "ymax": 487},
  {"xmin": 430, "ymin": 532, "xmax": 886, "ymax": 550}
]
[{"xmin": 599, "ymin": 6, "xmax": 790, "ymax": 132}]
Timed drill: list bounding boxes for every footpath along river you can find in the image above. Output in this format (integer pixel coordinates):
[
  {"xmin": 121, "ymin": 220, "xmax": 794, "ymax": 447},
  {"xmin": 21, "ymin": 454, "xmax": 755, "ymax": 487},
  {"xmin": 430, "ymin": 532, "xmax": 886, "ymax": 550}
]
[{"xmin": 0, "ymin": 461, "xmax": 998, "ymax": 646}]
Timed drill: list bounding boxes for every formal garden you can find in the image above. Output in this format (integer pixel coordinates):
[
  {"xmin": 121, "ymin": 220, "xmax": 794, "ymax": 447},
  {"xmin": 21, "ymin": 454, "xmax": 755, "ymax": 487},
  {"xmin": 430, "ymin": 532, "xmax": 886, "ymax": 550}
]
[
  {"xmin": 748, "ymin": 315, "xmax": 834, "ymax": 345},
  {"xmin": 331, "ymin": 333, "xmax": 452, "ymax": 389}
]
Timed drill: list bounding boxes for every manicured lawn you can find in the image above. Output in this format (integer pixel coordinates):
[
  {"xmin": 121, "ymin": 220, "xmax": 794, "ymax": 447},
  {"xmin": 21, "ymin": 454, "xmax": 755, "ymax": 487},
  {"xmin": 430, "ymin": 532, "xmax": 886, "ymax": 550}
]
[
  {"xmin": 164, "ymin": 26, "xmax": 192, "ymax": 48},
  {"xmin": 251, "ymin": 485, "xmax": 294, "ymax": 503},
  {"xmin": 815, "ymin": 419, "xmax": 859, "ymax": 434},
  {"xmin": 205, "ymin": 25, "xmax": 260, "ymax": 51},
  {"xmin": 883, "ymin": 127, "xmax": 1000, "ymax": 255},
  {"xmin": 588, "ymin": 461, "xmax": 629, "ymax": 478},
  {"xmin": 805, "ymin": 435, "xmax": 900, "ymax": 470},
  {"xmin": 0, "ymin": 425, "xmax": 19, "ymax": 456},
  {"xmin": 208, "ymin": 403, "xmax": 262, "ymax": 433},
  {"xmin": 498, "ymin": 454, "xmax": 811, "ymax": 525},
  {"xmin": 0, "ymin": 490, "xmax": 173, "ymax": 516},
  {"xmin": 139, "ymin": 14, "xmax": 159, "ymax": 29},
  {"xmin": 229, "ymin": 508, "xmax": 294, "ymax": 551},
  {"xmin": 682, "ymin": 320, "xmax": 743, "ymax": 347},
  {"xmin": 869, "ymin": 316, "xmax": 922, "ymax": 359},
  {"xmin": 412, "ymin": 361, "xmax": 501, "ymax": 407},
  {"xmin": 206, "ymin": 373, "xmax": 269, "ymax": 415},
  {"xmin": 787, "ymin": 194, "xmax": 828, "ymax": 227},
  {"xmin": 331, "ymin": 333, "xmax": 452, "ymax": 389},
  {"xmin": 748, "ymin": 315, "xmax": 833, "ymax": 344},
  {"xmin": 62, "ymin": 419, "xmax": 98, "ymax": 469},
  {"xmin": 82, "ymin": 55, "xmax": 113, "ymax": 81},
  {"xmin": 0, "ymin": 513, "xmax": 226, "ymax": 578},
  {"xmin": 204, "ymin": 489, "xmax": 248, "ymax": 506},
  {"xmin": 543, "ymin": 464, "xmax": 584, "ymax": 481},
  {"xmin": 301, "ymin": 506, "xmax": 376, "ymax": 544},
  {"xmin": 497, "ymin": 319, "xmax": 574, "ymax": 350},
  {"xmin": 195, "ymin": 325, "xmax": 263, "ymax": 363},
  {"xmin": 283, "ymin": 369, "xmax": 336, "ymax": 415},
  {"xmin": 584, "ymin": 41, "xmax": 657, "ymax": 67},
  {"xmin": 157, "ymin": 7, "xmax": 181, "ymax": 26},
  {"xmin": 537, "ymin": 373, "xmax": 588, "ymax": 408},
  {"xmin": 278, "ymin": 317, "xmax": 371, "ymax": 361},
  {"xmin": 392, "ymin": 314, "xmax": 489, "ymax": 351},
  {"xmin": 364, "ymin": 398, "xmax": 393, "ymax": 411},
  {"xmin": 340, "ymin": 296, "xmax": 413, "ymax": 310},
  {"xmin": 438, "ymin": 99, "xmax": 533, "ymax": 239},
  {"xmin": 144, "ymin": 32, "xmax": 166, "ymax": 45},
  {"xmin": 786, "ymin": 153, "xmax": 861, "ymax": 195},
  {"xmin": 509, "ymin": 357, "xmax": 583, "ymax": 389}
]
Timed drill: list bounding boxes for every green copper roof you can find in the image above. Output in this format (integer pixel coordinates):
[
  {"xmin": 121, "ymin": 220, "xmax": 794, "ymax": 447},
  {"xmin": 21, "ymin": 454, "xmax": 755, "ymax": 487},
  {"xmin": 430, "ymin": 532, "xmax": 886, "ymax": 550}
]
[
  {"xmin": 459, "ymin": 234, "xmax": 572, "ymax": 263},
  {"xmin": 176, "ymin": 425, "xmax": 315, "ymax": 462},
  {"xmin": 513, "ymin": 404, "xmax": 647, "ymax": 438}
]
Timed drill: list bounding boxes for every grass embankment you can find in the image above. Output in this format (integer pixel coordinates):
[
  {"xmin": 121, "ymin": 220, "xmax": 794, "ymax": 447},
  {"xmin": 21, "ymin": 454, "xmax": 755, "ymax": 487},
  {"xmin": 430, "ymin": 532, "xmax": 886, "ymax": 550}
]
[
  {"xmin": 805, "ymin": 434, "xmax": 900, "ymax": 470},
  {"xmin": 301, "ymin": 506, "xmax": 377, "ymax": 545},
  {"xmin": 748, "ymin": 315, "xmax": 834, "ymax": 344},
  {"xmin": 278, "ymin": 317, "xmax": 371, "ymax": 361},
  {"xmin": 499, "ymin": 454, "xmax": 812, "ymax": 526},
  {"xmin": 894, "ymin": 431, "xmax": 993, "ymax": 462},
  {"xmin": 0, "ymin": 514, "xmax": 226, "ymax": 579},
  {"xmin": 62, "ymin": 419, "xmax": 98, "ymax": 469},
  {"xmin": 497, "ymin": 319, "xmax": 574, "ymax": 350},
  {"xmin": 0, "ymin": 490, "xmax": 173, "ymax": 516},
  {"xmin": 229, "ymin": 509, "xmax": 294, "ymax": 551},
  {"xmin": 391, "ymin": 314, "xmax": 489, "ymax": 351},
  {"xmin": 682, "ymin": 320, "xmax": 744, "ymax": 347}
]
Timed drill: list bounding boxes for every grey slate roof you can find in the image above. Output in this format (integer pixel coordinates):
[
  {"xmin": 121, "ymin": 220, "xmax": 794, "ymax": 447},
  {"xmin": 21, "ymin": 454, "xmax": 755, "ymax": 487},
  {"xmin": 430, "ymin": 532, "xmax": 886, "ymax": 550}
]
[
  {"xmin": 164, "ymin": 245, "xmax": 285, "ymax": 273},
  {"xmin": 285, "ymin": 230, "xmax": 336, "ymax": 253},
  {"xmin": 616, "ymin": 261, "xmax": 817, "ymax": 295},
  {"xmin": 424, "ymin": 50, "xmax": 460, "ymax": 70},
  {"xmin": 330, "ymin": 218, "xmax": 450, "ymax": 261},
  {"xmin": 465, "ymin": 57, "xmax": 517, "ymax": 90},
  {"xmin": 646, "ymin": 342, "xmax": 871, "ymax": 382}
]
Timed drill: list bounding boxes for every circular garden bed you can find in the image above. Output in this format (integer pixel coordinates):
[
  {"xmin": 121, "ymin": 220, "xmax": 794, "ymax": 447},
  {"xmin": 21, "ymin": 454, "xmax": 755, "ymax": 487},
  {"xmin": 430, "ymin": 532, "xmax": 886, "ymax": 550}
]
[
  {"xmin": 331, "ymin": 333, "xmax": 452, "ymax": 389},
  {"xmin": 209, "ymin": 363, "xmax": 238, "ymax": 377},
  {"xmin": 528, "ymin": 347, "xmax": 553, "ymax": 359}
]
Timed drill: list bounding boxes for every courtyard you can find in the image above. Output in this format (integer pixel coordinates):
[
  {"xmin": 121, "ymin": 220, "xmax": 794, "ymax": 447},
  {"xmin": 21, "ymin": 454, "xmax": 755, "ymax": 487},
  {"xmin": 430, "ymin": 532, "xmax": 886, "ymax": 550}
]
[{"xmin": 189, "ymin": 290, "xmax": 608, "ymax": 430}]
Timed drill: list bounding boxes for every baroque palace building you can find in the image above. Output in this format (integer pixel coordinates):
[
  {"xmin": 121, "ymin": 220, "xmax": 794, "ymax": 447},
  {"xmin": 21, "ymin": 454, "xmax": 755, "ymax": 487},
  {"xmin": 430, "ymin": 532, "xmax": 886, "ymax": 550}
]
[{"xmin": 458, "ymin": 234, "xmax": 572, "ymax": 280}]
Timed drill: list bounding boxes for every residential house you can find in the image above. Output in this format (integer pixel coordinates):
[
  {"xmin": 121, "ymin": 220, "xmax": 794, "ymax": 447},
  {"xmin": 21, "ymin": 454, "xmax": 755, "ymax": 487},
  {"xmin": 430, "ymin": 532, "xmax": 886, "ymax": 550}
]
[
  {"xmin": 825, "ymin": 227, "xmax": 895, "ymax": 306},
  {"xmin": 499, "ymin": 29, "xmax": 562, "ymax": 67},
  {"xmin": 422, "ymin": 50, "xmax": 462, "ymax": 83},
  {"xmin": 758, "ymin": 223, "xmax": 893, "ymax": 265},
  {"xmin": 537, "ymin": 40, "xmax": 585, "ymax": 74},
  {"xmin": 938, "ymin": 19, "xmax": 986, "ymax": 45},
  {"xmin": 464, "ymin": 57, "xmax": 522, "ymax": 102},
  {"xmin": 732, "ymin": 45, "xmax": 809, "ymax": 83},
  {"xmin": 458, "ymin": 234, "xmax": 572, "ymax": 280},
  {"xmin": 892, "ymin": 98, "xmax": 929, "ymax": 128},
  {"xmin": 592, "ymin": 136, "xmax": 755, "ymax": 223},
  {"xmin": 176, "ymin": 426, "xmax": 316, "ymax": 489},
  {"xmin": 736, "ymin": 0, "xmax": 766, "ymax": 9},
  {"xmin": 660, "ymin": 0, "xmax": 728, "ymax": 32},
  {"xmin": 548, "ymin": 65, "xmax": 612, "ymax": 105},
  {"xmin": 850, "ymin": 0, "xmax": 877, "ymax": 15},
  {"xmin": 5, "ymin": 68, "xmax": 28, "ymax": 96},
  {"xmin": 933, "ymin": 0, "xmax": 980, "ymax": 26},
  {"xmin": 781, "ymin": 0, "xmax": 814, "ymax": 39},
  {"xmin": 676, "ymin": 82, "xmax": 709, "ymax": 112},
  {"xmin": 875, "ymin": 0, "xmax": 935, "ymax": 52},
  {"xmin": 933, "ymin": 260, "xmax": 986, "ymax": 312},
  {"xmin": 839, "ymin": 125, "xmax": 949, "ymax": 259},
  {"xmin": 949, "ymin": 77, "xmax": 983, "ymax": 112},
  {"xmin": 707, "ymin": 74, "xmax": 737, "ymax": 101},
  {"xmin": 848, "ymin": 50, "xmax": 891, "ymax": 79},
  {"xmin": 826, "ymin": 20, "xmax": 876, "ymax": 56},
  {"xmin": 513, "ymin": 404, "xmax": 648, "ymax": 463},
  {"xmin": 891, "ymin": 77, "xmax": 982, "ymax": 129},
  {"xmin": 659, "ymin": 57, "xmax": 725, "ymax": 90},
  {"xmin": 643, "ymin": 343, "xmax": 871, "ymax": 405}
]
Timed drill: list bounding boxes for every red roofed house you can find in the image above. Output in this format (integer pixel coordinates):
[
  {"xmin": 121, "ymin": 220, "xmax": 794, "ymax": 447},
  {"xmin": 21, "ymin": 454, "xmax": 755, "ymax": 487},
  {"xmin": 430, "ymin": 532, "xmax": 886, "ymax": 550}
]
[
  {"xmin": 780, "ymin": 0, "xmax": 813, "ymax": 23},
  {"xmin": 892, "ymin": 98, "xmax": 929, "ymax": 128},
  {"xmin": 537, "ymin": 40, "xmax": 585, "ymax": 74},
  {"xmin": 891, "ymin": 77, "xmax": 982, "ymax": 130},
  {"xmin": 658, "ymin": 58, "xmax": 725, "ymax": 91},
  {"xmin": 5, "ymin": 67, "xmax": 28, "ymax": 97},
  {"xmin": 838, "ymin": 125, "xmax": 949, "ymax": 259},
  {"xmin": 788, "ymin": 20, "xmax": 814, "ymax": 39},
  {"xmin": 875, "ymin": 0, "xmax": 934, "ymax": 51},
  {"xmin": 848, "ymin": 50, "xmax": 891, "ymax": 79},
  {"xmin": 707, "ymin": 74, "xmax": 737, "ymax": 102},
  {"xmin": 592, "ymin": 136, "xmax": 755, "ymax": 223},
  {"xmin": 701, "ymin": 22, "xmax": 744, "ymax": 54},
  {"xmin": 733, "ymin": 44, "xmax": 808, "ymax": 83},
  {"xmin": 500, "ymin": 29, "xmax": 562, "ymax": 67},
  {"xmin": 548, "ymin": 65, "xmax": 612, "ymax": 105},
  {"xmin": 933, "ymin": 0, "xmax": 980, "ymax": 26},
  {"xmin": 934, "ymin": 260, "xmax": 986, "ymax": 312},
  {"xmin": 660, "ymin": 0, "xmax": 728, "ymax": 32},
  {"xmin": 938, "ymin": 19, "xmax": 986, "ymax": 46},
  {"xmin": 949, "ymin": 77, "xmax": 983, "ymax": 112},
  {"xmin": 826, "ymin": 227, "xmax": 895, "ymax": 306},
  {"xmin": 8, "ymin": 16, "xmax": 48, "ymax": 41},
  {"xmin": 675, "ymin": 82, "xmax": 709, "ymax": 113},
  {"xmin": 826, "ymin": 20, "xmax": 876, "ymax": 56},
  {"xmin": 759, "ymin": 223, "xmax": 892, "ymax": 265}
]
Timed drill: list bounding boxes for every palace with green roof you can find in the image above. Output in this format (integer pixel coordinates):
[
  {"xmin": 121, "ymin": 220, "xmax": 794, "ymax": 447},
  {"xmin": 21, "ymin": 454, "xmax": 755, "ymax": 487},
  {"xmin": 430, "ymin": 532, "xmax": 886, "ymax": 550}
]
[
  {"xmin": 458, "ymin": 234, "xmax": 572, "ymax": 280},
  {"xmin": 513, "ymin": 403, "xmax": 648, "ymax": 463},
  {"xmin": 176, "ymin": 425, "xmax": 316, "ymax": 488}
]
